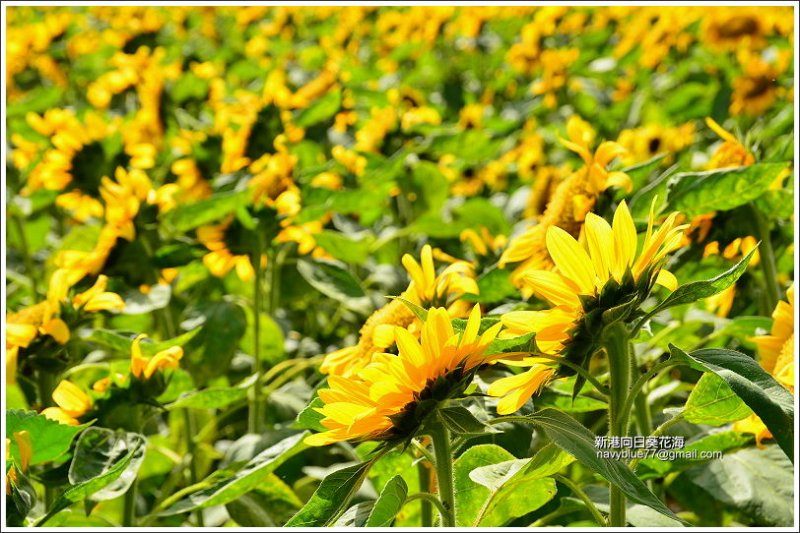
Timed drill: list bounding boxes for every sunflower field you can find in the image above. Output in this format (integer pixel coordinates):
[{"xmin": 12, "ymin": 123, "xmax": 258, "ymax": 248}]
[{"xmin": 3, "ymin": 5, "xmax": 797, "ymax": 529}]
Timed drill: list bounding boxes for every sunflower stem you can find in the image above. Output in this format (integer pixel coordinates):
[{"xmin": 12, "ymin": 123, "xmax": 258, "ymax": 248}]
[
  {"xmin": 603, "ymin": 322, "xmax": 631, "ymax": 527},
  {"xmin": 416, "ymin": 463, "xmax": 433, "ymax": 527},
  {"xmin": 122, "ymin": 477, "xmax": 137, "ymax": 526},
  {"xmin": 249, "ymin": 238, "xmax": 264, "ymax": 434},
  {"xmin": 37, "ymin": 369, "xmax": 56, "ymax": 509},
  {"xmin": 749, "ymin": 202, "xmax": 780, "ymax": 312},
  {"xmin": 182, "ymin": 408, "xmax": 205, "ymax": 526},
  {"xmin": 429, "ymin": 421, "xmax": 456, "ymax": 526}
]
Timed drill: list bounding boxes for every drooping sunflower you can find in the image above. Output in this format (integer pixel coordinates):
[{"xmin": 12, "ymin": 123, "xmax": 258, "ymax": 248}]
[
  {"xmin": 307, "ymin": 305, "xmax": 502, "ymax": 446},
  {"xmin": 489, "ymin": 201, "xmax": 688, "ymax": 414},
  {"xmin": 197, "ymin": 216, "xmax": 261, "ymax": 283},
  {"xmin": 734, "ymin": 284, "xmax": 794, "ymax": 445},
  {"xmin": 320, "ymin": 244, "xmax": 478, "ymax": 378},
  {"xmin": 499, "ymin": 116, "xmax": 632, "ymax": 294}
]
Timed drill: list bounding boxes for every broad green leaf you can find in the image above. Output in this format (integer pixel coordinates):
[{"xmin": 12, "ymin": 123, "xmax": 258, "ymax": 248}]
[
  {"xmin": 120, "ymin": 284, "xmax": 171, "ymax": 315},
  {"xmin": 523, "ymin": 408, "xmax": 687, "ymax": 524},
  {"xmin": 36, "ymin": 432, "xmax": 145, "ymax": 526},
  {"xmin": 638, "ymin": 431, "xmax": 752, "ymax": 479},
  {"xmin": 167, "ymin": 386, "xmax": 249, "ymax": 410},
  {"xmin": 160, "ymin": 432, "xmax": 308, "ymax": 515},
  {"xmin": 366, "ymin": 475, "xmax": 408, "ymax": 526},
  {"xmin": 297, "ymin": 259, "xmax": 371, "ymax": 313},
  {"xmin": 439, "ymin": 406, "xmax": 489, "ymax": 435},
  {"xmin": 453, "ymin": 444, "xmax": 515, "ymax": 526},
  {"xmin": 754, "ymin": 188, "xmax": 794, "ymax": 220},
  {"xmin": 163, "ymin": 189, "xmax": 251, "ymax": 233},
  {"xmin": 536, "ymin": 390, "xmax": 607, "ymax": 413},
  {"xmin": 683, "ymin": 445, "xmax": 794, "ymax": 526},
  {"xmin": 667, "ymin": 163, "xmax": 787, "ymax": 217},
  {"xmin": 225, "ymin": 475, "xmax": 303, "ymax": 526},
  {"xmin": 295, "ymin": 89, "xmax": 341, "ymax": 127},
  {"xmin": 468, "ymin": 456, "xmax": 557, "ymax": 526},
  {"xmin": 285, "ymin": 456, "xmax": 379, "ymax": 527},
  {"xmin": 68, "ymin": 428, "xmax": 146, "ymax": 501},
  {"xmin": 668, "ymin": 345, "xmax": 794, "ymax": 461},
  {"xmin": 334, "ymin": 502, "xmax": 373, "ymax": 527},
  {"xmin": 486, "ymin": 332, "xmax": 534, "ymax": 355},
  {"xmin": 6, "ymin": 410, "xmax": 89, "ymax": 467},
  {"xmin": 296, "ymin": 397, "xmax": 326, "ymax": 433},
  {"xmin": 644, "ymin": 248, "xmax": 756, "ymax": 317},
  {"xmin": 682, "ymin": 373, "xmax": 752, "ymax": 425},
  {"xmin": 355, "ymin": 443, "xmax": 422, "ymax": 527},
  {"xmin": 314, "ymin": 230, "xmax": 373, "ymax": 264}
]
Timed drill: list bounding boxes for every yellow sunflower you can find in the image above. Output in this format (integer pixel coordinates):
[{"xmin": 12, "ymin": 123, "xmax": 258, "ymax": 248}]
[
  {"xmin": 307, "ymin": 305, "xmax": 503, "ymax": 446},
  {"xmin": 500, "ymin": 116, "xmax": 632, "ymax": 294},
  {"xmin": 320, "ymin": 244, "xmax": 478, "ymax": 378},
  {"xmin": 489, "ymin": 201, "xmax": 688, "ymax": 414},
  {"xmin": 734, "ymin": 284, "xmax": 794, "ymax": 445},
  {"xmin": 197, "ymin": 216, "xmax": 261, "ymax": 283}
]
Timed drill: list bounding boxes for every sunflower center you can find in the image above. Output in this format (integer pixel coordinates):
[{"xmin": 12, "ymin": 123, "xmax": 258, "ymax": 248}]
[
  {"xmin": 718, "ymin": 16, "xmax": 759, "ymax": 39},
  {"xmin": 648, "ymin": 136, "xmax": 662, "ymax": 154},
  {"xmin": 744, "ymin": 75, "xmax": 774, "ymax": 99}
]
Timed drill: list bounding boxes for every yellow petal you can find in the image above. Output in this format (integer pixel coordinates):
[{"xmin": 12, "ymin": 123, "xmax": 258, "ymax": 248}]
[
  {"xmin": 655, "ymin": 269, "xmax": 678, "ymax": 292},
  {"xmin": 545, "ymin": 226, "xmax": 595, "ymax": 293},
  {"xmin": 40, "ymin": 318, "xmax": 70, "ymax": 345},
  {"xmin": 51, "ymin": 380, "xmax": 91, "ymax": 418},
  {"xmin": 611, "ymin": 200, "xmax": 637, "ymax": 280}
]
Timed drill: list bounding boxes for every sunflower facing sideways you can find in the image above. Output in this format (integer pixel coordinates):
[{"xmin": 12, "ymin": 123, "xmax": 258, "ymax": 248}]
[
  {"xmin": 488, "ymin": 201, "xmax": 689, "ymax": 414},
  {"xmin": 306, "ymin": 305, "xmax": 502, "ymax": 446},
  {"xmin": 320, "ymin": 244, "xmax": 478, "ymax": 378}
]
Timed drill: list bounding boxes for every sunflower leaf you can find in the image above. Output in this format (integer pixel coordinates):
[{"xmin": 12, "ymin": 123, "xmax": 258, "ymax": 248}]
[
  {"xmin": 366, "ymin": 475, "xmax": 408, "ymax": 527},
  {"xmin": 439, "ymin": 406, "xmax": 489, "ymax": 435},
  {"xmin": 667, "ymin": 345, "xmax": 794, "ymax": 462}
]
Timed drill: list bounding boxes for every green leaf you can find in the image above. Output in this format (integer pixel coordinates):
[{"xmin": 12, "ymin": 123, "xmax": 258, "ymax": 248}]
[
  {"xmin": 36, "ymin": 431, "xmax": 145, "ymax": 526},
  {"xmin": 637, "ymin": 431, "xmax": 752, "ymax": 479},
  {"xmin": 85, "ymin": 327, "xmax": 200, "ymax": 357},
  {"xmin": 163, "ymin": 189, "xmax": 251, "ymax": 233},
  {"xmin": 240, "ymin": 304, "xmax": 285, "ymax": 365},
  {"xmin": 167, "ymin": 386, "xmax": 249, "ymax": 410},
  {"xmin": 120, "ymin": 284, "xmax": 171, "ymax": 315},
  {"xmin": 285, "ymin": 457, "xmax": 379, "ymax": 527},
  {"xmin": 438, "ymin": 406, "xmax": 489, "ymax": 435},
  {"xmin": 754, "ymin": 188, "xmax": 794, "ymax": 220},
  {"xmin": 160, "ymin": 432, "xmax": 308, "ymax": 515},
  {"xmin": 366, "ymin": 475, "xmax": 408, "ymax": 526},
  {"xmin": 225, "ymin": 475, "xmax": 303, "ymax": 526},
  {"xmin": 453, "ymin": 444, "xmax": 515, "ymax": 526},
  {"xmin": 486, "ymin": 332, "xmax": 534, "ymax": 356},
  {"xmin": 183, "ymin": 301, "xmax": 248, "ymax": 386},
  {"xmin": 682, "ymin": 373, "xmax": 752, "ymax": 425},
  {"xmin": 667, "ymin": 163, "xmax": 788, "ymax": 217},
  {"xmin": 334, "ymin": 502, "xmax": 374, "ymax": 527},
  {"xmin": 683, "ymin": 445, "xmax": 794, "ymax": 526},
  {"xmin": 622, "ymin": 153, "xmax": 668, "ymax": 191},
  {"xmin": 297, "ymin": 259, "xmax": 371, "ymax": 313},
  {"xmin": 523, "ymin": 408, "xmax": 687, "ymax": 524},
  {"xmin": 668, "ymin": 345, "xmax": 794, "ymax": 461},
  {"xmin": 644, "ymin": 247, "xmax": 756, "ymax": 316},
  {"xmin": 6, "ymin": 410, "xmax": 89, "ymax": 467},
  {"xmin": 536, "ymin": 390, "xmax": 608, "ymax": 413},
  {"xmin": 314, "ymin": 230, "xmax": 373, "ymax": 264},
  {"xmin": 295, "ymin": 89, "xmax": 341, "ymax": 127},
  {"xmin": 68, "ymin": 428, "xmax": 146, "ymax": 501},
  {"xmin": 468, "ymin": 454, "xmax": 558, "ymax": 526},
  {"xmin": 463, "ymin": 267, "xmax": 517, "ymax": 304}
]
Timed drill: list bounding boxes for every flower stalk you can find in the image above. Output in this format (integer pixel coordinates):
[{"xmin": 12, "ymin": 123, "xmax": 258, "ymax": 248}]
[
  {"xmin": 603, "ymin": 322, "xmax": 631, "ymax": 527},
  {"xmin": 429, "ymin": 420, "xmax": 456, "ymax": 527}
]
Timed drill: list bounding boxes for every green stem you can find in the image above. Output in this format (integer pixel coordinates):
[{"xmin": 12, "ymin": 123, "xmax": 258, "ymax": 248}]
[
  {"xmin": 123, "ymin": 478, "xmax": 137, "ymax": 526},
  {"xmin": 603, "ymin": 322, "xmax": 631, "ymax": 528},
  {"xmin": 249, "ymin": 241, "xmax": 264, "ymax": 434},
  {"xmin": 633, "ymin": 391, "xmax": 653, "ymax": 437},
  {"xmin": 182, "ymin": 409, "xmax": 205, "ymax": 527},
  {"xmin": 429, "ymin": 421, "xmax": 455, "ymax": 527},
  {"xmin": 618, "ymin": 360, "xmax": 678, "ymax": 438},
  {"xmin": 749, "ymin": 202, "xmax": 780, "ymax": 312},
  {"xmin": 554, "ymin": 474, "xmax": 606, "ymax": 527},
  {"xmin": 416, "ymin": 465, "xmax": 433, "ymax": 527},
  {"xmin": 403, "ymin": 492, "xmax": 448, "ymax": 525},
  {"xmin": 628, "ymin": 413, "xmax": 685, "ymax": 471},
  {"xmin": 37, "ymin": 369, "xmax": 56, "ymax": 509}
]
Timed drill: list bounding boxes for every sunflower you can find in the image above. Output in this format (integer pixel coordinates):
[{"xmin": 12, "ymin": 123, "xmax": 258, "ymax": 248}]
[
  {"xmin": 704, "ymin": 117, "xmax": 755, "ymax": 170},
  {"xmin": 488, "ymin": 201, "xmax": 688, "ymax": 414},
  {"xmin": 130, "ymin": 335, "xmax": 184, "ymax": 380},
  {"xmin": 734, "ymin": 284, "xmax": 794, "ymax": 445},
  {"xmin": 320, "ymin": 244, "xmax": 478, "ymax": 378},
  {"xmin": 307, "ymin": 305, "xmax": 503, "ymax": 446},
  {"xmin": 500, "ymin": 116, "xmax": 632, "ymax": 294},
  {"xmin": 41, "ymin": 379, "xmax": 93, "ymax": 426},
  {"xmin": 616, "ymin": 123, "xmax": 695, "ymax": 166},
  {"xmin": 730, "ymin": 50, "xmax": 786, "ymax": 117},
  {"xmin": 197, "ymin": 216, "xmax": 260, "ymax": 283}
]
